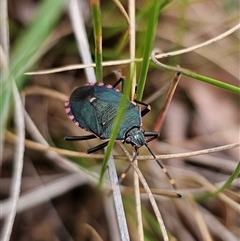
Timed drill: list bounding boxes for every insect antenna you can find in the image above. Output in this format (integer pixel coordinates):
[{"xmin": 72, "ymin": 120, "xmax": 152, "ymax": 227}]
[
  {"xmin": 145, "ymin": 143, "xmax": 182, "ymax": 198},
  {"xmin": 116, "ymin": 151, "xmax": 139, "ymax": 186}
]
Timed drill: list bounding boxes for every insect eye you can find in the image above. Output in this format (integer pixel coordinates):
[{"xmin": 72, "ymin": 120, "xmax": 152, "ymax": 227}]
[{"xmin": 125, "ymin": 137, "xmax": 131, "ymax": 144}]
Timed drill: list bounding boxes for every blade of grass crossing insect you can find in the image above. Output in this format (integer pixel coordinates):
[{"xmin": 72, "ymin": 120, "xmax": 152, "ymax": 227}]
[
  {"xmin": 137, "ymin": 0, "xmax": 171, "ymax": 101},
  {"xmin": 98, "ymin": 79, "xmax": 132, "ymax": 188},
  {"xmin": 90, "ymin": 0, "xmax": 103, "ymax": 82}
]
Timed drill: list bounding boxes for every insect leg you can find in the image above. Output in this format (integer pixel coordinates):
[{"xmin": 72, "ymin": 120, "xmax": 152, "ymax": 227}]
[
  {"xmin": 65, "ymin": 135, "xmax": 108, "ymax": 153},
  {"xmin": 144, "ymin": 131, "xmax": 159, "ymax": 143},
  {"xmin": 112, "ymin": 77, "xmax": 125, "ymax": 88},
  {"xmin": 133, "ymin": 99, "xmax": 151, "ymax": 117},
  {"xmin": 87, "ymin": 141, "xmax": 109, "ymax": 154},
  {"xmin": 65, "ymin": 134, "xmax": 97, "ymax": 141}
]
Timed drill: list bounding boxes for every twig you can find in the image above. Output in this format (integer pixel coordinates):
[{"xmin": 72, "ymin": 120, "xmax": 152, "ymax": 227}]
[
  {"xmin": 6, "ymin": 132, "xmax": 239, "ymax": 161},
  {"xmin": 25, "ymin": 23, "xmax": 240, "ymax": 76},
  {"xmin": 107, "ymin": 156, "xmax": 130, "ymax": 241},
  {"xmin": 128, "ymin": 0, "xmax": 144, "ymax": 239},
  {"xmin": 112, "ymin": 0, "xmax": 131, "ymax": 26},
  {"xmin": 68, "ymin": 0, "xmax": 96, "ymax": 81},
  {"xmin": 150, "ymin": 142, "xmax": 240, "ymax": 160},
  {"xmin": 119, "ymin": 143, "xmax": 169, "ymax": 241},
  {"xmin": 154, "ymin": 72, "xmax": 182, "ymax": 132},
  {"xmin": 155, "ymin": 23, "xmax": 240, "ymax": 59}
]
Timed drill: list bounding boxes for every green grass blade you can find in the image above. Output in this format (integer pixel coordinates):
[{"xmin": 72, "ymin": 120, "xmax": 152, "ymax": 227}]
[
  {"xmin": 197, "ymin": 162, "xmax": 240, "ymax": 200},
  {"xmin": 90, "ymin": 0, "xmax": 103, "ymax": 82},
  {"xmin": 214, "ymin": 162, "xmax": 240, "ymax": 195},
  {"xmin": 136, "ymin": 1, "xmax": 160, "ymax": 100},
  {"xmin": 184, "ymin": 69, "xmax": 240, "ymax": 94},
  {"xmin": 10, "ymin": 0, "xmax": 66, "ymax": 86},
  {"xmin": 150, "ymin": 61, "xmax": 240, "ymax": 94},
  {"xmin": 98, "ymin": 92, "xmax": 130, "ymax": 188},
  {"xmin": 1, "ymin": 0, "xmax": 66, "ymax": 133},
  {"xmin": 137, "ymin": 0, "xmax": 171, "ymax": 101}
]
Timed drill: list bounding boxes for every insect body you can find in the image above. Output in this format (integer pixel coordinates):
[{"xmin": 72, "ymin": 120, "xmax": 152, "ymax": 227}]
[
  {"xmin": 65, "ymin": 79, "xmax": 181, "ymax": 197},
  {"xmin": 65, "ymin": 82, "xmax": 142, "ymax": 144}
]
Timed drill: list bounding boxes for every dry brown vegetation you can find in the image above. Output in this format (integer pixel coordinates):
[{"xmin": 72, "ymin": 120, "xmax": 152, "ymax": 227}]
[{"xmin": 1, "ymin": 0, "xmax": 239, "ymax": 241}]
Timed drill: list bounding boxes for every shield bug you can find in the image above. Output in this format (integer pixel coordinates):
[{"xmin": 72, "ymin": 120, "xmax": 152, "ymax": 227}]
[{"xmin": 65, "ymin": 78, "xmax": 181, "ymax": 197}]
